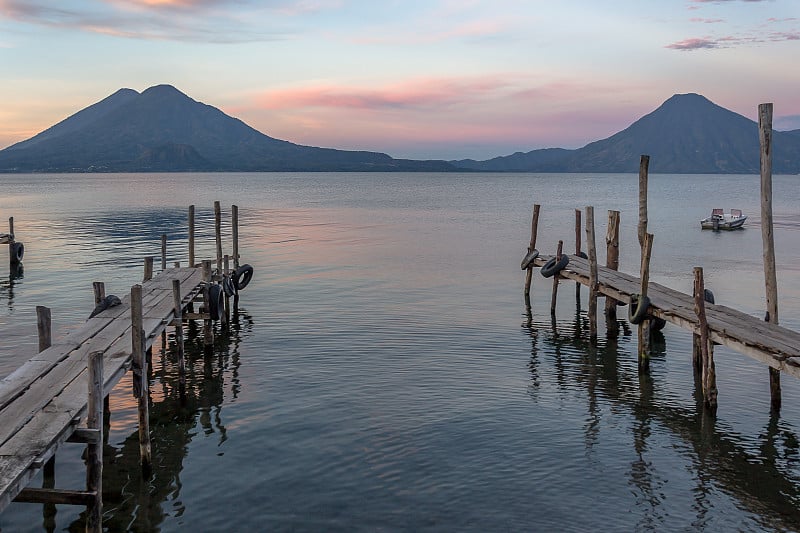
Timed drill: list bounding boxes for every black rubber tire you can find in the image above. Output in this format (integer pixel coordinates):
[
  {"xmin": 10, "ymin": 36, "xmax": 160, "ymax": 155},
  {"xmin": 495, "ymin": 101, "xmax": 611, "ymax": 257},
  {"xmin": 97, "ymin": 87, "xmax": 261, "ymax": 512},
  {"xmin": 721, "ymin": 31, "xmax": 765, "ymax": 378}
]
[
  {"xmin": 222, "ymin": 274, "xmax": 237, "ymax": 297},
  {"xmin": 520, "ymin": 248, "xmax": 539, "ymax": 270},
  {"xmin": 575, "ymin": 251, "xmax": 588, "ymax": 259},
  {"xmin": 10, "ymin": 242, "xmax": 23, "ymax": 263},
  {"xmin": 233, "ymin": 264, "xmax": 254, "ymax": 291},
  {"xmin": 208, "ymin": 284, "xmax": 224, "ymax": 321},
  {"xmin": 540, "ymin": 255, "xmax": 569, "ymax": 278},
  {"xmin": 627, "ymin": 293, "xmax": 652, "ymax": 325},
  {"xmin": 650, "ymin": 316, "xmax": 667, "ymax": 332},
  {"xmin": 704, "ymin": 288, "xmax": 715, "ymax": 305}
]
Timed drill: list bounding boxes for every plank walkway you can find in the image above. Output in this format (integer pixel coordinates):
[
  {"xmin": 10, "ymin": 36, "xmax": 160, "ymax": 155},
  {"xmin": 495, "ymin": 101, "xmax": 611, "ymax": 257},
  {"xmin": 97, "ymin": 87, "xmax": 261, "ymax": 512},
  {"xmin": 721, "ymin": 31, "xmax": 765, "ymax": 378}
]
[
  {"xmin": 532, "ymin": 254, "xmax": 800, "ymax": 378},
  {"xmin": 0, "ymin": 266, "xmax": 204, "ymax": 511}
]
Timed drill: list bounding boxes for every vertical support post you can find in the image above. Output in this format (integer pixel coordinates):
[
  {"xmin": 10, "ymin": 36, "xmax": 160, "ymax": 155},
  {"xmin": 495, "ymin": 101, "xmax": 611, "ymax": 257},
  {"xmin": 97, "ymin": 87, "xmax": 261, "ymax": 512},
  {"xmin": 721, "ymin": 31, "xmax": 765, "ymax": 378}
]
[
  {"xmin": 214, "ymin": 201, "xmax": 223, "ymax": 274},
  {"xmin": 550, "ymin": 240, "xmax": 563, "ymax": 315},
  {"xmin": 130, "ymin": 284, "xmax": 152, "ymax": 471},
  {"xmin": 223, "ymin": 254, "xmax": 231, "ymax": 324},
  {"xmin": 694, "ymin": 267, "xmax": 717, "ymax": 411},
  {"xmin": 638, "ymin": 155, "xmax": 649, "ymax": 248},
  {"xmin": 585, "ymin": 207, "xmax": 598, "ymax": 340},
  {"xmin": 574, "ymin": 208, "xmax": 582, "ymax": 301},
  {"xmin": 143, "ymin": 257, "xmax": 153, "ymax": 282},
  {"xmin": 172, "ymin": 279, "xmax": 186, "ymax": 388},
  {"xmin": 638, "ymin": 233, "xmax": 653, "ymax": 371},
  {"xmin": 523, "ymin": 204, "xmax": 541, "ymax": 309},
  {"xmin": 202, "ymin": 260, "xmax": 214, "ymax": 347},
  {"xmin": 188, "ymin": 205, "xmax": 196, "ymax": 268},
  {"xmin": 36, "ymin": 306, "xmax": 52, "ymax": 353},
  {"xmin": 86, "ymin": 350, "xmax": 104, "ymax": 532},
  {"xmin": 161, "ymin": 234, "xmax": 167, "ymax": 271},
  {"xmin": 7, "ymin": 216, "xmax": 14, "ymax": 267},
  {"xmin": 232, "ymin": 204, "xmax": 240, "ymax": 270},
  {"xmin": 604, "ymin": 210, "xmax": 621, "ymax": 335},
  {"xmin": 759, "ymin": 102, "xmax": 781, "ymax": 412},
  {"xmin": 92, "ymin": 282, "xmax": 105, "ymax": 307}
]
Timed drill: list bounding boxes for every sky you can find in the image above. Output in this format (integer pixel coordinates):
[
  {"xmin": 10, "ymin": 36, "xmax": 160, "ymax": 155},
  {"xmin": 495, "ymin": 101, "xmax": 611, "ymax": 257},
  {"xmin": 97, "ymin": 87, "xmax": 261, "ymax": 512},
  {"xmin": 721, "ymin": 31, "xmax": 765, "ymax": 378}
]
[{"xmin": 1, "ymin": 0, "xmax": 799, "ymax": 160}]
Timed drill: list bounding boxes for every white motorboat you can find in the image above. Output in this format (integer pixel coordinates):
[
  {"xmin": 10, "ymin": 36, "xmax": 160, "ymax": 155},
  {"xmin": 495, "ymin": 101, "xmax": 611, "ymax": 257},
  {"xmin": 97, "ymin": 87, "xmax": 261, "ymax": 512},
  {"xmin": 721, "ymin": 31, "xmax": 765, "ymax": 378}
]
[{"xmin": 700, "ymin": 208, "xmax": 746, "ymax": 230}]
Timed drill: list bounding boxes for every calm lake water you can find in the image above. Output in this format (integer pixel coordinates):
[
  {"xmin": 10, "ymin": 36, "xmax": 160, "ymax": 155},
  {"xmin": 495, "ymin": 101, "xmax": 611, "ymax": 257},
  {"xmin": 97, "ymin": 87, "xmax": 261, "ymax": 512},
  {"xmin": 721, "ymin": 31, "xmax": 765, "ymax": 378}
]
[{"xmin": 1, "ymin": 172, "xmax": 800, "ymax": 531}]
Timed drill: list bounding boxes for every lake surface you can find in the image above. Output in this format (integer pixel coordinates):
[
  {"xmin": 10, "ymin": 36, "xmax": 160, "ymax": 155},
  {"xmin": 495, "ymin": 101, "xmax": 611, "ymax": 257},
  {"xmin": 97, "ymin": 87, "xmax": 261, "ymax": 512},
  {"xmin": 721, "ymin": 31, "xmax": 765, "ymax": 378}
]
[{"xmin": 1, "ymin": 172, "xmax": 800, "ymax": 531}]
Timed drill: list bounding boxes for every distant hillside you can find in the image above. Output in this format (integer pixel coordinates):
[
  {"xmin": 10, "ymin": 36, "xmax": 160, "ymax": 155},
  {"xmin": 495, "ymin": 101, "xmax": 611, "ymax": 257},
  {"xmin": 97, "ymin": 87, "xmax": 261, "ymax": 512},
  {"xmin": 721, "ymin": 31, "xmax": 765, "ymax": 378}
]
[
  {"xmin": 0, "ymin": 85, "xmax": 455, "ymax": 172},
  {"xmin": 452, "ymin": 94, "xmax": 800, "ymax": 174}
]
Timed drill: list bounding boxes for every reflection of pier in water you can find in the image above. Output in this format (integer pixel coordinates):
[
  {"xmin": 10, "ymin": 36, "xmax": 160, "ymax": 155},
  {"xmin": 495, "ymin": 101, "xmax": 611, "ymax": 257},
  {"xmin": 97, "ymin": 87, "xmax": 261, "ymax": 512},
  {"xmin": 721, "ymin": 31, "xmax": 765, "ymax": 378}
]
[
  {"xmin": 524, "ymin": 301, "xmax": 800, "ymax": 531},
  {"xmin": 64, "ymin": 310, "xmax": 253, "ymax": 532}
]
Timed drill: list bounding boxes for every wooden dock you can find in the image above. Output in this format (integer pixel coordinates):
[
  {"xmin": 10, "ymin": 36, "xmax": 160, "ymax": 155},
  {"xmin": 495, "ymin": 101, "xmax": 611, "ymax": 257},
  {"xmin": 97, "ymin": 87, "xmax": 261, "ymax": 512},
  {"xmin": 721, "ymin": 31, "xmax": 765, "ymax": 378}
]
[
  {"xmin": 0, "ymin": 202, "xmax": 247, "ymax": 530},
  {"xmin": 530, "ymin": 252, "xmax": 800, "ymax": 378}
]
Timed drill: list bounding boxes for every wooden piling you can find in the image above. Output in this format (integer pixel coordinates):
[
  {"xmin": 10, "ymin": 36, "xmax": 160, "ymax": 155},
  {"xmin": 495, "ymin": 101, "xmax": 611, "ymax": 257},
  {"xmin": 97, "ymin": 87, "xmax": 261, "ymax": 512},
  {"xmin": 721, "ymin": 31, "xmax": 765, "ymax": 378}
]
[
  {"xmin": 223, "ymin": 254, "xmax": 231, "ymax": 324},
  {"xmin": 7, "ymin": 217, "xmax": 13, "ymax": 266},
  {"xmin": 143, "ymin": 257, "xmax": 153, "ymax": 282},
  {"xmin": 202, "ymin": 260, "xmax": 214, "ymax": 347},
  {"xmin": 130, "ymin": 284, "xmax": 152, "ymax": 470},
  {"xmin": 188, "ymin": 205, "xmax": 195, "ymax": 268},
  {"xmin": 694, "ymin": 267, "xmax": 717, "ymax": 410},
  {"xmin": 85, "ymin": 350, "xmax": 104, "ymax": 532},
  {"xmin": 524, "ymin": 204, "xmax": 541, "ymax": 308},
  {"xmin": 604, "ymin": 210, "xmax": 621, "ymax": 334},
  {"xmin": 215, "ymin": 201, "xmax": 223, "ymax": 274},
  {"xmin": 92, "ymin": 282, "xmax": 105, "ymax": 307},
  {"xmin": 585, "ymin": 207, "xmax": 598, "ymax": 340},
  {"xmin": 638, "ymin": 155, "xmax": 649, "ymax": 248},
  {"xmin": 36, "ymin": 306, "xmax": 51, "ymax": 353},
  {"xmin": 575, "ymin": 209, "xmax": 582, "ymax": 301},
  {"xmin": 550, "ymin": 240, "xmax": 563, "ymax": 315},
  {"xmin": 759, "ymin": 102, "xmax": 781, "ymax": 412},
  {"xmin": 161, "ymin": 234, "xmax": 167, "ymax": 271},
  {"xmin": 638, "ymin": 233, "xmax": 653, "ymax": 371},
  {"xmin": 172, "ymin": 279, "xmax": 186, "ymax": 387},
  {"xmin": 232, "ymin": 204, "xmax": 240, "ymax": 270}
]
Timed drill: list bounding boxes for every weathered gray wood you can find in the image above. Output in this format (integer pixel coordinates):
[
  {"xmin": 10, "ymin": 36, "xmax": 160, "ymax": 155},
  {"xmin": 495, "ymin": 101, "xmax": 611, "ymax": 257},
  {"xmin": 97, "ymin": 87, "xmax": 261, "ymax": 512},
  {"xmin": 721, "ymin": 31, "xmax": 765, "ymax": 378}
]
[
  {"xmin": 7, "ymin": 217, "xmax": 13, "ymax": 266},
  {"xmin": 14, "ymin": 487, "xmax": 95, "ymax": 506},
  {"xmin": 92, "ymin": 281, "xmax": 105, "ymax": 307},
  {"xmin": 523, "ymin": 204, "xmax": 541, "ymax": 307},
  {"xmin": 188, "ymin": 205, "xmax": 196, "ymax": 268},
  {"xmin": 585, "ymin": 207, "xmax": 598, "ymax": 339},
  {"xmin": 638, "ymin": 155, "xmax": 649, "ymax": 248},
  {"xmin": 215, "ymin": 200, "xmax": 223, "ymax": 273},
  {"xmin": 202, "ymin": 260, "xmax": 214, "ymax": 346},
  {"xmin": 638, "ymin": 233, "xmax": 653, "ymax": 370},
  {"xmin": 550, "ymin": 240, "xmax": 563, "ymax": 315},
  {"xmin": 694, "ymin": 268, "xmax": 717, "ymax": 410},
  {"xmin": 604, "ymin": 210, "xmax": 621, "ymax": 333},
  {"xmin": 759, "ymin": 102, "xmax": 781, "ymax": 412},
  {"xmin": 172, "ymin": 278, "xmax": 186, "ymax": 386},
  {"xmin": 86, "ymin": 351, "xmax": 103, "ymax": 531},
  {"xmin": 130, "ymin": 285, "xmax": 152, "ymax": 470},
  {"xmin": 232, "ymin": 204, "xmax": 240, "ymax": 270},
  {"xmin": 143, "ymin": 256, "xmax": 154, "ymax": 282},
  {"xmin": 36, "ymin": 306, "xmax": 51, "ymax": 353},
  {"xmin": 575, "ymin": 209, "xmax": 582, "ymax": 300}
]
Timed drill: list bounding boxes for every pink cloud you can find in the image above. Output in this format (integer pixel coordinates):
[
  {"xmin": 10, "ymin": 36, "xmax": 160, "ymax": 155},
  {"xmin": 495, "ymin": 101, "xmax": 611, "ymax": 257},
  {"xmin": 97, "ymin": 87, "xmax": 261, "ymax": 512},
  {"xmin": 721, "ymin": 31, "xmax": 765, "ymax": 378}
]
[
  {"xmin": 690, "ymin": 17, "xmax": 724, "ymax": 23},
  {"xmin": 666, "ymin": 37, "xmax": 721, "ymax": 50}
]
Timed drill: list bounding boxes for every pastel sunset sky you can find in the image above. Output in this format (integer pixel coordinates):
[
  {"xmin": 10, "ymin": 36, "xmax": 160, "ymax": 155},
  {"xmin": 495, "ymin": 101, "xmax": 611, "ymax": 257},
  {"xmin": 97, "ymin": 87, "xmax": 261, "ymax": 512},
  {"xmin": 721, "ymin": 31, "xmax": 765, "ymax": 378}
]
[{"xmin": 1, "ymin": 0, "xmax": 798, "ymax": 159}]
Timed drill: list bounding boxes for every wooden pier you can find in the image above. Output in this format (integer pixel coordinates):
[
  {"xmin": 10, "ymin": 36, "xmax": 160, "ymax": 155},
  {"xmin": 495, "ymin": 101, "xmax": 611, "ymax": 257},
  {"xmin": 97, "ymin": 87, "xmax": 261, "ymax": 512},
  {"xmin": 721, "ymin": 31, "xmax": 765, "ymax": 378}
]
[
  {"xmin": 522, "ymin": 103, "xmax": 793, "ymax": 413},
  {"xmin": 0, "ymin": 203, "xmax": 249, "ymax": 531}
]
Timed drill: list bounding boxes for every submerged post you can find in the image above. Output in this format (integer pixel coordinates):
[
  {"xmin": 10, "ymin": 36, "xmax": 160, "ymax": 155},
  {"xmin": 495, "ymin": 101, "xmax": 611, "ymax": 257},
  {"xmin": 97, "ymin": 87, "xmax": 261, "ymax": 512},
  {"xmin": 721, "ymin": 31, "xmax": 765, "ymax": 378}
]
[
  {"xmin": 575, "ymin": 209, "xmax": 582, "ymax": 301},
  {"xmin": 638, "ymin": 233, "xmax": 653, "ymax": 371},
  {"xmin": 550, "ymin": 240, "xmax": 563, "ymax": 315},
  {"xmin": 188, "ymin": 205, "xmax": 196, "ymax": 268},
  {"xmin": 759, "ymin": 103, "xmax": 781, "ymax": 412},
  {"xmin": 215, "ymin": 201, "xmax": 223, "ymax": 274},
  {"xmin": 585, "ymin": 206, "xmax": 598, "ymax": 340},
  {"xmin": 232, "ymin": 204, "xmax": 240, "ymax": 270},
  {"xmin": 694, "ymin": 267, "xmax": 717, "ymax": 411},
  {"xmin": 523, "ymin": 204, "xmax": 541, "ymax": 309},
  {"xmin": 605, "ymin": 210, "xmax": 621, "ymax": 335},
  {"xmin": 130, "ymin": 284, "xmax": 152, "ymax": 471},
  {"xmin": 86, "ymin": 350, "xmax": 104, "ymax": 532}
]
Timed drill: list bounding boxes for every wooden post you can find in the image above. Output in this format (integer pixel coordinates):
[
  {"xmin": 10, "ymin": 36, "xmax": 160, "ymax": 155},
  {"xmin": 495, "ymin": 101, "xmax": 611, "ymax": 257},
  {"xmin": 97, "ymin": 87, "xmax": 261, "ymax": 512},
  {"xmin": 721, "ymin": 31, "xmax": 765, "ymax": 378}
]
[
  {"xmin": 202, "ymin": 260, "xmax": 214, "ymax": 347},
  {"xmin": 172, "ymin": 279, "xmax": 186, "ymax": 387},
  {"xmin": 638, "ymin": 155, "xmax": 649, "ymax": 248},
  {"xmin": 92, "ymin": 282, "xmax": 105, "ymax": 307},
  {"xmin": 575, "ymin": 208, "xmax": 582, "ymax": 301},
  {"xmin": 232, "ymin": 204, "xmax": 240, "ymax": 270},
  {"xmin": 188, "ymin": 205, "xmax": 195, "ymax": 268},
  {"xmin": 130, "ymin": 284, "xmax": 152, "ymax": 471},
  {"xmin": 86, "ymin": 350, "xmax": 104, "ymax": 532},
  {"xmin": 143, "ymin": 257, "xmax": 153, "ymax": 282},
  {"xmin": 694, "ymin": 267, "xmax": 717, "ymax": 410},
  {"xmin": 550, "ymin": 240, "xmax": 563, "ymax": 315},
  {"xmin": 759, "ymin": 102, "xmax": 781, "ymax": 412},
  {"xmin": 36, "ymin": 306, "xmax": 52, "ymax": 353},
  {"xmin": 214, "ymin": 201, "xmax": 223, "ymax": 274},
  {"xmin": 585, "ymin": 207, "xmax": 598, "ymax": 340},
  {"xmin": 7, "ymin": 216, "xmax": 14, "ymax": 266},
  {"xmin": 223, "ymin": 254, "xmax": 231, "ymax": 324},
  {"xmin": 161, "ymin": 234, "xmax": 167, "ymax": 271},
  {"xmin": 638, "ymin": 233, "xmax": 653, "ymax": 371},
  {"xmin": 523, "ymin": 204, "xmax": 541, "ymax": 309},
  {"xmin": 605, "ymin": 210, "xmax": 621, "ymax": 335}
]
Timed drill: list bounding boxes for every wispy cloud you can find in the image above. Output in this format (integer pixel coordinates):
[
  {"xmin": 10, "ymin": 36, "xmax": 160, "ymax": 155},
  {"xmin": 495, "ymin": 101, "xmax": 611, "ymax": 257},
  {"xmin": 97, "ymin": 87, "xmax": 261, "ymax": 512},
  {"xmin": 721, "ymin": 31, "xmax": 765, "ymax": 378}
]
[
  {"xmin": 667, "ymin": 28, "xmax": 799, "ymax": 50},
  {"xmin": 690, "ymin": 17, "xmax": 725, "ymax": 23},
  {"xmin": 0, "ymin": 0, "xmax": 302, "ymax": 42}
]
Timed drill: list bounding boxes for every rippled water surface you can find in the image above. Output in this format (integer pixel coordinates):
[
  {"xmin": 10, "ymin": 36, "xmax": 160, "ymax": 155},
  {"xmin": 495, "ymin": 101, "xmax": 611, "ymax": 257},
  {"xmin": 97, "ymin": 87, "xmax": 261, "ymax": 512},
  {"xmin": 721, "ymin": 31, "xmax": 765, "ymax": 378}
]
[{"xmin": 2, "ymin": 172, "xmax": 800, "ymax": 531}]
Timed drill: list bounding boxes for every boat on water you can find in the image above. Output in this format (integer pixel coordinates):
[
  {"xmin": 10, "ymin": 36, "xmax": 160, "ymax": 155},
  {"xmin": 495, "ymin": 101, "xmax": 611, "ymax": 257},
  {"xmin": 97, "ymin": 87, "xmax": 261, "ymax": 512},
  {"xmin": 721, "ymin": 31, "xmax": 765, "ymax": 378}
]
[{"xmin": 700, "ymin": 208, "xmax": 747, "ymax": 230}]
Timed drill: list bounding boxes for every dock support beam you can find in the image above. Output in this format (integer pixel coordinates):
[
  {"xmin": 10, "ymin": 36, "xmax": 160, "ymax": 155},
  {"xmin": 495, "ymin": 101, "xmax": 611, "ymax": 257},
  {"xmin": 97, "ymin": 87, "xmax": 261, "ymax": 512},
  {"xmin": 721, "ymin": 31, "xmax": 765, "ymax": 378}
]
[
  {"xmin": 694, "ymin": 267, "xmax": 717, "ymax": 411},
  {"xmin": 202, "ymin": 260, "xmax": 214, "ymax": 347},
  {"xmin": 232, "ymin": 204, "xmax": 240, "ymax": 270},
  {"xmin": 523, "ymin": 204, "xmax": 540, "ymax": 311},
  {"xmin": 575, "ymin": 209, "xmax": 582, "ymax": 302},
  {"xmin": 131, "ymin": 284, "xmax": 152, "ymax": 472},
  {"xmin": 86, "ymin": 350, "xmax": 104, "ymax": 532},
  {"xmin": 172, "ymin": 279, "xmax": 186, "ymax": 394},
  {"xmin": 759, "ymin": 102, "xmax": 781, "ymax": 412},
  {"xmin": 188, "ymin": 205, "xmax": 195, "ymax": 268},
  {"xmin": 604, "ymin": 210, "xmax": 621, "ymax": 336},
  {"xmin": 638, "ymin": 233, "xmax": 653, "ymax": 371},
  {"xmin": 550, "ymin": 240, "xmax": 563, "ymax": 316},
  {"xmin": 585, "ymin": 207, "xmax": 598, "ymax": 340},
  {"xmin": 215, "ymin": 200, "xmax": 223, "ymax": 274}
]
